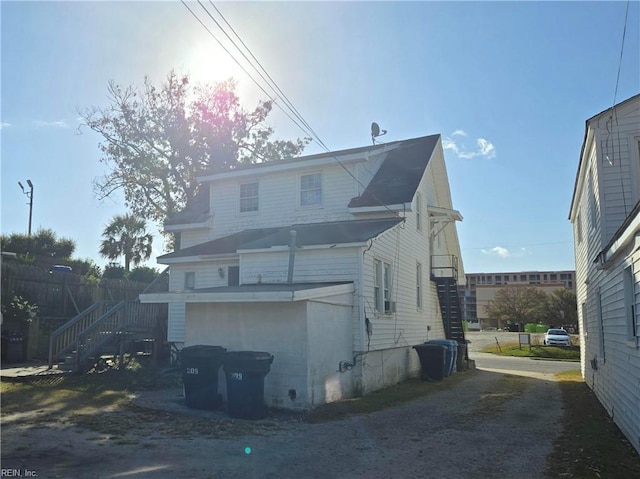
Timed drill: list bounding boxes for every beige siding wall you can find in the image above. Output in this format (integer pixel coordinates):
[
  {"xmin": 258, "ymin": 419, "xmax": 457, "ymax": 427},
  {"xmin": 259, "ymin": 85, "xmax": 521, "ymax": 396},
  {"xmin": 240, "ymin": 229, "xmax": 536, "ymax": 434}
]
[
  {"xmin": 239, "ymin": 247, "xmax": 360, "ymax": 285},
  {"xmin": 167, "ymin": 260, "xmax": 239, "ymax": 342},
  {"xmin": 185, "ymin": 299, "xmax": 355, "ymax": 410},
  {"xmin": 594, "ymin": 100, "xmax": 640, "ymax": 245},
  {"xmin": 585, "ymin": 242, "xmax": 640, "ymax": 453},
  {"xmin": 571, "ymin": 95, "xmax": 640, "ymax": 454},
  {"xmin": 209, "ymin": 163, "xmax": 361, "ymax": 240}
]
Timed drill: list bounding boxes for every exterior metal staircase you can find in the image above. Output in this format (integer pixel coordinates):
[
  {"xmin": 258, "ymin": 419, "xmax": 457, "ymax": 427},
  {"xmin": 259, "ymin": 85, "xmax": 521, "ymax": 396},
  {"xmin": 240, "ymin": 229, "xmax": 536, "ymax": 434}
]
[{"xmin": 431, "ymin": 255, "xmax": 466, "ymax": 344}]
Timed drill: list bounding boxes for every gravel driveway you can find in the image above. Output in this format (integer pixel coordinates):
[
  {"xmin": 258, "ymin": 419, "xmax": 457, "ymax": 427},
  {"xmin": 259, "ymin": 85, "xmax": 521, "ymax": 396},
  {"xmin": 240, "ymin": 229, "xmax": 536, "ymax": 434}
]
[{"xmin": 3, "ymin": 366, "xmax": 562, "ymax": 479}]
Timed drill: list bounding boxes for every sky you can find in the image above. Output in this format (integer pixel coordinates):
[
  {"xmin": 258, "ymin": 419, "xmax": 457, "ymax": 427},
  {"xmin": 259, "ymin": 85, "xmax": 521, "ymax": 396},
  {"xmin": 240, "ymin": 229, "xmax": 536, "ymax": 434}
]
[{"xmin": 1, "ymin": 1, "xmax": 639, "ymax": 275}]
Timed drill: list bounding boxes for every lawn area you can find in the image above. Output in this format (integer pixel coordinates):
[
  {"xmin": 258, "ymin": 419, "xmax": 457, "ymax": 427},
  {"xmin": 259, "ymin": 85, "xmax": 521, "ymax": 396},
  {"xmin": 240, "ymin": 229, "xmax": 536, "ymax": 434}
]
[
  {"xmin": 545, "ymin": 370, "xmax": 640, "ymax": 478},
  {"xmin": 483, "ymin": 341, "xmax": 581, "ymax": 360}
]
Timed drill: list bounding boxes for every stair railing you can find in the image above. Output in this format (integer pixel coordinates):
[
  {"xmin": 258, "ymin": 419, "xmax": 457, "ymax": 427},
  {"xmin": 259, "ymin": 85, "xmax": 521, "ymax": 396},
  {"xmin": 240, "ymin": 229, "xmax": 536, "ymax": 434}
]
[
  {"xmin": 48, "ymin": 301, "xmax": 118, "ymax": 368},
  {"xmin": 75, "ymin": 301, "xmax": 127, "ymax": 369},
  {"xmin": 431, "ymin": 255, "xmax": 458, "ymax": 281}
]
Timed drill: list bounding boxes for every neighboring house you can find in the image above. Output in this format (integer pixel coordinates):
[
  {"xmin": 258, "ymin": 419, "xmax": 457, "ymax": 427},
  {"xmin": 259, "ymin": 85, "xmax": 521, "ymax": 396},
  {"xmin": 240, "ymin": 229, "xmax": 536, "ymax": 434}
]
[
  {"xmin": 568, "ymin": 93, "xmax": 640, "ymax": 454},
  {"xmin": 140, "ymin": 134, "xmax": 465, "ymax": 410}
]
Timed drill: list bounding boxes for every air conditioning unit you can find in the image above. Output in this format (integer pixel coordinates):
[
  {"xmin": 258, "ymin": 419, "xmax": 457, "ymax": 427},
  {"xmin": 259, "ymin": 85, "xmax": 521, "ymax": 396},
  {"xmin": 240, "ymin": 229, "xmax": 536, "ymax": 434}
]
[{"xmin": 384, "ymin": 301, "xmax": 396, "ymax": 313}]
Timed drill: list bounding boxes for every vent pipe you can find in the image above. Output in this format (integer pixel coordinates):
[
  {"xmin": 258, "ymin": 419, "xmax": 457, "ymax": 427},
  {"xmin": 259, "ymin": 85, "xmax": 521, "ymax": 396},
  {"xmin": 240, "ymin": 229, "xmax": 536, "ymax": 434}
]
[{"xmin": 287, "ymin": 230, "xmax": 297, "ymax": 283}]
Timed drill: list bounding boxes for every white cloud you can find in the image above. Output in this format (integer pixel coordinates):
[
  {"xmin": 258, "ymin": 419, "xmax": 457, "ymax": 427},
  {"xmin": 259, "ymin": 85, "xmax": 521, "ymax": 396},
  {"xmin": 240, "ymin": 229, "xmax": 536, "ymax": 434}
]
[
  {"xmin": 477, "ymin": 138, "xmax": 496, "ymax": 158},
  {"xmin": 481, "ymin": 246, "xmax": 511, "ymax": 257},
  {"xmin": 443, "ymin": 131, "xmax": 496, "ymax": 160},
  {"xmin": 0, "ymin": 122, "xmax": 11, "ymax": 129},
  {"xmin": 33, "ymin": 120, "xmax": 69, "ymax": 128}
]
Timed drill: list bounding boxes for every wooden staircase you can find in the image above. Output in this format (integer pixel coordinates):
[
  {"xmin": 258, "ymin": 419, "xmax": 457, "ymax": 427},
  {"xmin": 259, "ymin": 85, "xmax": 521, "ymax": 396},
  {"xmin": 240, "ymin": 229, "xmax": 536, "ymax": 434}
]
[
  {"xmin": 48, "ymin": 300, "xmax": 166, "ymax": 373},
  {"xmin": 431, "ymin": 255, "xmax": 466, "ymax": 345}
]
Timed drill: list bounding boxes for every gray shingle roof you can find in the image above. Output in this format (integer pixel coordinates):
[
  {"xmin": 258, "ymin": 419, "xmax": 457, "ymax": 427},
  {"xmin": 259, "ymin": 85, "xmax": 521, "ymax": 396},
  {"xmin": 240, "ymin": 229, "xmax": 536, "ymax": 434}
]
[
  {"xmin": 348, "ymin": 135, "xmax": 440, "ymax": 208},
  {"xmin": 159, "ymin": 217, "xmax": 403, "ymax": 260}
]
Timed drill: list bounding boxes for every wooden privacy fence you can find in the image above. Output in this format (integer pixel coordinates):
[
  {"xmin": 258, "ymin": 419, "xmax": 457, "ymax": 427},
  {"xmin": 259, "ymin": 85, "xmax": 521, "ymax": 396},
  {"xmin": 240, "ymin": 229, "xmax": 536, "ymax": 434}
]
[{"xmin": 2, "ymin": 262, "xmax": 167, "ymax": 318}]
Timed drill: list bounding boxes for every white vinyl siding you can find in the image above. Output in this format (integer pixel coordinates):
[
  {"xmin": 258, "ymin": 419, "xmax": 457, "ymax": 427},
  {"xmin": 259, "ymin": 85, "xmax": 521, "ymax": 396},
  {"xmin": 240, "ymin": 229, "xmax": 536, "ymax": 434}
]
[
  {"xmin": 208, "ymin": 164, "xmax": 358, "ymax": 239},
  {"xmin": 570, "ymin": 95, "xmax": 640, "ymax": 454}
]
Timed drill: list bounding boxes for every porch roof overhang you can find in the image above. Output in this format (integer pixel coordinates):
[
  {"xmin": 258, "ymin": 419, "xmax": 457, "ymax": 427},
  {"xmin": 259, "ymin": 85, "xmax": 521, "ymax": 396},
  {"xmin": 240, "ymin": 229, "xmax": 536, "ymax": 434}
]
[{"xmin": 139, "ymin": 281, "xmax": 354, "ymax": 304}]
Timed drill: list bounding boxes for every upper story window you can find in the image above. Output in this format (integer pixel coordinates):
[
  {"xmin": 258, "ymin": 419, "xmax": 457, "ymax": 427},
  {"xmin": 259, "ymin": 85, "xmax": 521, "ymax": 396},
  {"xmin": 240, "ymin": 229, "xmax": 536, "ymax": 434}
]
[
  {"xmin": 577, "ymin": 213, "xmax": 583, "ymax": 244},
  {"xmin": 184, "ymin": 272, "xmax": 195, "ymax": 290},
  {"xmin": 416, "ymin": 262, "xmax": 423, "ymax": 309},
  {"xmin": 588, "ymin": 168, "xmax": 597, "ymax": 230},
  {"xmin": 416, "ymin": 193, "xmax": 422, "ymax": 231},
  {"xmin": 240, "ymin": 182, "xmax": 259, "ymax": 213},
  {"xmin": 300, "ymin": 173, "xmax": 322, "ymax": 207}
]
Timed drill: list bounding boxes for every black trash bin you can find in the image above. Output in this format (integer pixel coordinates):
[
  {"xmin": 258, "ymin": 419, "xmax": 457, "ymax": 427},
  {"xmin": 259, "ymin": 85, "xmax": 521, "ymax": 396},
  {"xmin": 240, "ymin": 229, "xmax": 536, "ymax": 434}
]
[
  {"xmin": 181, "ymin": 345, "xmax": 226, "ymax": 410},
  {"xmin": 223, "ymin": 351, "xmax": 274, "ymax": 419},
  {"xmin": 413, "ymin": 344, "xmax": 447, "ymax": 381},
  {"xmin": 1, "ymin": 331, "xmax": 24, "ymax": 363}
]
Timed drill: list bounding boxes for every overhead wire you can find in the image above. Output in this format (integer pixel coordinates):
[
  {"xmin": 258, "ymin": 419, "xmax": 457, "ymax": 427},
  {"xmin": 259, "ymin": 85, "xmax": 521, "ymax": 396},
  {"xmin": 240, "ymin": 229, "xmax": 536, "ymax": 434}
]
[
  {"xmin": 180, "ymin": 0, "xmax": 311, "ymax": 143},
  {"xmin": 604, "ymin": 0, "xmax": 631, "ymax": 213},
  {"xmin": 182, "ymin": 1, "xmax": 403, "ymax": 218},
  {"xmin": 206, "ymin": 0, "xmax": 321, "ymax": 143}
]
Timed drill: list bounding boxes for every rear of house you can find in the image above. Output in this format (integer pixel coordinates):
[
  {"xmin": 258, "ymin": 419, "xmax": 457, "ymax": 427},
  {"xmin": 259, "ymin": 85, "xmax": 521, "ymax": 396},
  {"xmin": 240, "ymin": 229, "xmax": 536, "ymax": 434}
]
[
  {"xmin": 569, "ymin": 93, "xmax": 640, "ymax": 453},
  {"xmin": 141, "ymin": 134, "xmax": 466, "ymax": 410}
]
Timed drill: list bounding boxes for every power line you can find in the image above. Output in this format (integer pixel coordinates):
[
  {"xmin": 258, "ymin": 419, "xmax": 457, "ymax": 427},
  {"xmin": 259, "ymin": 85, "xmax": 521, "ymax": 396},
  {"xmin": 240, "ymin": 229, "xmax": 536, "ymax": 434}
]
[
  {"xmin": 182, "ymin": 1, "xmax": 402, "ymax": 217},
  {"xmin": 180, "ymin": 0, "xmax": 311, "ymax": 141},
  {"xmin": 206, "ymin": 1, "xmax": 320, "ymax": 142}
]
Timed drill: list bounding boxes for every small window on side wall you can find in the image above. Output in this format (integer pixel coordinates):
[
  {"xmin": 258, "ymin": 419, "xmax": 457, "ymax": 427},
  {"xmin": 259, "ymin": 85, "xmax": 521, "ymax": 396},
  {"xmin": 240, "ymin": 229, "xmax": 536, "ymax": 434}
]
[
  {"xmin": 240, "ymin": 182, "xmax": 259, "ymax": 212},
  {"xmin": 300, "ymin": 173, "xmax": 322, "ymax": 206},
  {"xmin": 185, "ymin": 272, "xmax": 195, "ymax": 290}
]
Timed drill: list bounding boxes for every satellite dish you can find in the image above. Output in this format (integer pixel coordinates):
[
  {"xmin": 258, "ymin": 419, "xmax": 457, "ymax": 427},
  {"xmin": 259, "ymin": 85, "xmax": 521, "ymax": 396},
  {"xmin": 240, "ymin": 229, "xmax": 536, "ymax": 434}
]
[{"xmin": 371, "ymin": 122, "xmax": 388, "ymax": 144}]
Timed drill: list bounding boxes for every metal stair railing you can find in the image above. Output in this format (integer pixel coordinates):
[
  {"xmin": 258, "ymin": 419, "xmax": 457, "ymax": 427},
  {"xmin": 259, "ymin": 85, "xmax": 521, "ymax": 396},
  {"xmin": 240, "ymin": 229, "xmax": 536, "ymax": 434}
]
[{"xmin": 48, "ymin": 301, "xmax": 119, "ymax": 368}]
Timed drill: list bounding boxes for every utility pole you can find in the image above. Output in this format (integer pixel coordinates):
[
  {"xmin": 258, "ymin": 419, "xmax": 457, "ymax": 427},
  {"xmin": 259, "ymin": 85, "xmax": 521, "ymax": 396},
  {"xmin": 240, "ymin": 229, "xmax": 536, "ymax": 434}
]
[{"xmin": 18, "ymin": 179, "xmax": 34, "ymax": 236}]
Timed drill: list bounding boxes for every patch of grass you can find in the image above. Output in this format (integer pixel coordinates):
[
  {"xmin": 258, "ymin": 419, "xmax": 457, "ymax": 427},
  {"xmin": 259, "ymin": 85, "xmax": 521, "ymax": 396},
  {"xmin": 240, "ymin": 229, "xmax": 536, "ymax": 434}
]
[
  {"xmin": 470, "ymin": 374, "xmax": 529, "ymax": 416},
  {"xmin": 483, "ymin": 342, "xmax": 580, "ymax": 360},
  {"xmin": 554, "ymin": 369, "xmax": 583, "ymax": 382},
  {"xmin": 304, "ymin": 370, "xmax": 476, "ymax": 423},
  {"xmin": 545, "ymin": 374, "xmax": 640, "ymax": 478}
]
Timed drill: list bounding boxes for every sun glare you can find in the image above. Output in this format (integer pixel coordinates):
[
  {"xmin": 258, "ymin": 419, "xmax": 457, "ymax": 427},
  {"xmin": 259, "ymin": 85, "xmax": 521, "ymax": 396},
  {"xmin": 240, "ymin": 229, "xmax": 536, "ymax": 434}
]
[{"xmin": 186, "ymin": 44, "xmax": 242, "ymax": 84}]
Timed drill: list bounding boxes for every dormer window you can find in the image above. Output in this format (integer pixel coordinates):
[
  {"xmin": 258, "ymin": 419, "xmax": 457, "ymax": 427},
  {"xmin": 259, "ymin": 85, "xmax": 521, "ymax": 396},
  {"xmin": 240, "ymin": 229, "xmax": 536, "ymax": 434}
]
[
  {"xmin": 300, "ymin": 173, "xmax": 322, "ymax": 207},
  {"xmin": 240, "ymin": 182, "xmax": 259, "ymax": 212}
]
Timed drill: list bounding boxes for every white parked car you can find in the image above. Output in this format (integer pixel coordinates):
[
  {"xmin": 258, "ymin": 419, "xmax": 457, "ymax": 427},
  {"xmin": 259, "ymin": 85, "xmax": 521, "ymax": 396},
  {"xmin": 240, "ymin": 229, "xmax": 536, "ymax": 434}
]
[{"xmin": 543, "ymin": 328, "xmax": 571, "ymax": 347}]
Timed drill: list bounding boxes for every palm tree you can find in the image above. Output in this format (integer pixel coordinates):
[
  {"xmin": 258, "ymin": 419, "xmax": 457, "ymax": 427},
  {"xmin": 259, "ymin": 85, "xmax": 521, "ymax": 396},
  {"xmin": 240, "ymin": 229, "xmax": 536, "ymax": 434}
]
[{"xmin": 99, "ymin": 214, "xmax": 153, "ymax": 271}]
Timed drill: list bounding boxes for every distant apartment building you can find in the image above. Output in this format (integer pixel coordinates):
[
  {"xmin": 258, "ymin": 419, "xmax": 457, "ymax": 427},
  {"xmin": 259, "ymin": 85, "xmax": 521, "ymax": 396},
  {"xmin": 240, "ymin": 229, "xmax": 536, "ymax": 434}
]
[{"xmin": 460, "ymin": 270, "xmax": 576, "ymax": 329}]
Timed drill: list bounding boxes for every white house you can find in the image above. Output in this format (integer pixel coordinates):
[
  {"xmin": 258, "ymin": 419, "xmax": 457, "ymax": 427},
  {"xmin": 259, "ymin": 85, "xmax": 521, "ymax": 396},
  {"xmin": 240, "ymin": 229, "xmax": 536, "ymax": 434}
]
[
  {"xmin": 141, "ymin": 134, "xmax": 466, "ymax": 410},
  {"xmin": 568, "ymin": 93, "xmax": 640, "ymax": 454}
]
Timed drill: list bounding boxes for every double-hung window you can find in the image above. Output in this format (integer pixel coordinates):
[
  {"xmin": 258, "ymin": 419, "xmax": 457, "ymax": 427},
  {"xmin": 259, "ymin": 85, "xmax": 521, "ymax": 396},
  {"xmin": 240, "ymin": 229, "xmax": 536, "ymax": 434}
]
[
  {"xmin": 374, "ymin": 260, "xmax": 382, "ymax": 312},
  {"xmin": 184, "ymin": 272, "xmax": 195, "ymax": 290},
  {"xmin": 416, "ymin": 262, "xmax": 423, "ymax": 309},
  {"xmin": 374, "ymin": 259, "xmax": 394, "ymax": 314},
  {"xmin": 300, "ymin": 173, "xmax": 322, "ymax": 207},
  {"xmin": 624, "ymin": 266, "xmax": 640, "ymax": 339},
  {"xmin": 240, "ymin": 182, "xmax": 259, "ymax": 213}
]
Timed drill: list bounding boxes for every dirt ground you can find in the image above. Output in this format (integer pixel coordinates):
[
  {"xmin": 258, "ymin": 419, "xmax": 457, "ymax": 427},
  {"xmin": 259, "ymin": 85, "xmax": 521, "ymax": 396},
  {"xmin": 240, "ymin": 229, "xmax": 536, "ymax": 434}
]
[{"xmin": 1, "ymin": 368, "xmax": 562, "ymax": 479}]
